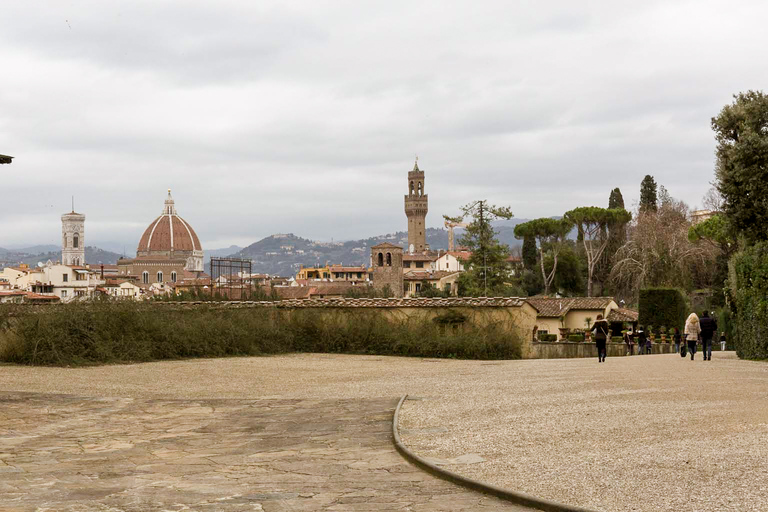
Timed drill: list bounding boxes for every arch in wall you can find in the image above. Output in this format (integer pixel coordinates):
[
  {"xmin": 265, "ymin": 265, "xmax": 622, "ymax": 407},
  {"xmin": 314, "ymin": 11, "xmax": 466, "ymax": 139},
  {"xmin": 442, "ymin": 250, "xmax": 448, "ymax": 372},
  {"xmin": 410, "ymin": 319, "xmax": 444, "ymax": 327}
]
[
  {"xmin": 410, "ymin": 181, "xmax": 414, "ymax": 195},
  {"xmin": 142, "ymin": 271, "xmax": 149, "ymax": 284},
  {"xmin": 417, "ymin": 182, "xmax": 422, "ymax": 196},
  {"xmin": 73, "ymin": 233, "xmax": 79, "ymax": 248},
  {"xmin": 157, "ymin": 272, "xmax": 163, "ymax": 283},
  {"xmin": 377, "ymin": 252, "xmax": 384, "ymax": 267},
  {"xmin": 171, "ymin": 271, "xmax": 177, "ymax": 283},
  {"xmin": 386, "ymin": 252, "xmax": 392, "ymax": 266}
]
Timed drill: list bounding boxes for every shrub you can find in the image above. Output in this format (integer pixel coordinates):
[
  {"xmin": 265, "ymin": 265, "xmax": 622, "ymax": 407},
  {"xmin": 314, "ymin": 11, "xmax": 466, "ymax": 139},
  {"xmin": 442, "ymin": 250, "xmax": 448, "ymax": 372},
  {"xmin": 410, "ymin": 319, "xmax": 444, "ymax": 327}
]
[
  {"xmin": 0, "ymin": 302, "xmax": 525, "ymax": 366},
  {"xmin": 611, "ymin": 336, "xmax": 623, "ymax": 343},
  {"xmin": 729, "ymin": 242, "xmax": 768, "ymax": 359},
  {"xmin": 567, "ymin": 334, "xmax": 585, "ymax": 342},
  {"xmin": 638, "ymin": 288, "xmax": 688, "ymax": 334},
  {"xmin": 539, "ymin": 334, "xmax": 557, "ymax": 342}
]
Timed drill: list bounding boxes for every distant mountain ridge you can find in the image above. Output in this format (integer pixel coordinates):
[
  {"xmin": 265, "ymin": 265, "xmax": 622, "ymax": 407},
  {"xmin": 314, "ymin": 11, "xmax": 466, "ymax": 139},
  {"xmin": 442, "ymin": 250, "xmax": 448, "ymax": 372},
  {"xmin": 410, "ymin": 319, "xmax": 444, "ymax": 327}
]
[
  {"xmin": 0, "ymin": 246, "xmax": 123, "ymax": 268},
  {"xmin": 212, "ymin": 219, "xmax": 531, "ymax": 276}
]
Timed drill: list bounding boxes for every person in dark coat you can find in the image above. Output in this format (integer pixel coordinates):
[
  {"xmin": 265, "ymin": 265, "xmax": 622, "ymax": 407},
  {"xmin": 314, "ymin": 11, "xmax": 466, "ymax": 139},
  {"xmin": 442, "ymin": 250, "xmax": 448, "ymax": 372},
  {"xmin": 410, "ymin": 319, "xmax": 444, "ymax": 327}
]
[
  {"xmin": 673, "ymin": 327, "xmax": 682, "ymax": 354},
  {"xmin": 636, "ymin": 327, "xmax": 647, "ymax": 356},
  {"xmin": 699, "ymin": 311, "xmax": 718, "ymax": 361},
  {"xmin": 591, "ymin": 314, "xmax": 610, "ymax": 363}
]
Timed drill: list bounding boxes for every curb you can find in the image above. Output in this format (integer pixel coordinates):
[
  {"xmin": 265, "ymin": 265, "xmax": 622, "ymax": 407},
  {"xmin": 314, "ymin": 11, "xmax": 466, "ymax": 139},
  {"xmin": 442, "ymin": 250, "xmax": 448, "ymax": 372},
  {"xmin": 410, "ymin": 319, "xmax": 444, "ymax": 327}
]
[{"xmin": 392, "ymin": 395, "xmax": 599, "ymax": 512}]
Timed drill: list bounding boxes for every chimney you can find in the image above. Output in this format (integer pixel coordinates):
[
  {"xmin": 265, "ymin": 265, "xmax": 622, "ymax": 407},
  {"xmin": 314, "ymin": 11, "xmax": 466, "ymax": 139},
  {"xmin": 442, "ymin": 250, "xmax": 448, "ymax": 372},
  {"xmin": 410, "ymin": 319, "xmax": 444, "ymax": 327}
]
[{"xmin": 100, "ymin": 264, "xmax": 104, "ymax": 279}]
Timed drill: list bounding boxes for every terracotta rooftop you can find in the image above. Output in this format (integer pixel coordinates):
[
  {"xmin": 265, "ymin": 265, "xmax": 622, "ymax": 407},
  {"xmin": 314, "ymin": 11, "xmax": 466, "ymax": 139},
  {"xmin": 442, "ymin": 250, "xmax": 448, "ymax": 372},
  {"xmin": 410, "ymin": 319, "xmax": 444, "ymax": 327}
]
[
  {"xmin": 403, "ymin": 253, "xmax": 439, "ymax": 262},
  {"xmin": 526, "ymin": 297, "xmax": 616, "ymax": 317},
  {"xmin": 403, "ymin": 270, "xmax": 460, "ymax": 281},
  {"xmin": 607, "ymin": 307, "xmax": 639, "ymax": 323},
  {"xmin": 156, "ymin": 297, "xmax": 530, "ymax": 308}
]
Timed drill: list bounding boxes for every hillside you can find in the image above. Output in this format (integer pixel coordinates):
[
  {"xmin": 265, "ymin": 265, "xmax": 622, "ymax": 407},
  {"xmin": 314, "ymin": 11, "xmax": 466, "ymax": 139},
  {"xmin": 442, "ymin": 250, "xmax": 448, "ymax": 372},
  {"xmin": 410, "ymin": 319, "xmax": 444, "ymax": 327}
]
[
  {"xmin": 0, "ymin": 246, "xmax": 123, "ymax": 268},
  {"xmin": 213, "ymin": 222, "xmax": 529, "ymax": 276}
]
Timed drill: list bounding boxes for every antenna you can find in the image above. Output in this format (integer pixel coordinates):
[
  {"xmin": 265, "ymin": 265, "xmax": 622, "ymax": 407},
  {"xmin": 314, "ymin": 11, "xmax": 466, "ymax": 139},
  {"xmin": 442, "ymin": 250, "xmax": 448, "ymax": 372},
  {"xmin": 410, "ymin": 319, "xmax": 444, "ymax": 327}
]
[{"xmin": 72, "ymin": 196, "xmax": 74, "ymax": 212}]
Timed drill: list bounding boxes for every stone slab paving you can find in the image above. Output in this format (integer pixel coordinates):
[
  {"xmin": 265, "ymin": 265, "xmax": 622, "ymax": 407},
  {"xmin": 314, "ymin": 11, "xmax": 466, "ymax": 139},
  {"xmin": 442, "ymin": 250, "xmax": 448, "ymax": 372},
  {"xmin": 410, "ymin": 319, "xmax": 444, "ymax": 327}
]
[{"xmin": 0, "ymin": 392, "xmax": 527, "ymax": 512}]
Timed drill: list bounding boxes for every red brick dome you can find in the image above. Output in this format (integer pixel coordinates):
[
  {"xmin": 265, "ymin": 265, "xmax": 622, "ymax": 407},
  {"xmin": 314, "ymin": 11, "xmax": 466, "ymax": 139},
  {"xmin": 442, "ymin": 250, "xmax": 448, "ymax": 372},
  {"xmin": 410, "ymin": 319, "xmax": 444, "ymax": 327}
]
[{"xmin": 137, "ymin": 190, "xmax": 202, "ymax": 253}]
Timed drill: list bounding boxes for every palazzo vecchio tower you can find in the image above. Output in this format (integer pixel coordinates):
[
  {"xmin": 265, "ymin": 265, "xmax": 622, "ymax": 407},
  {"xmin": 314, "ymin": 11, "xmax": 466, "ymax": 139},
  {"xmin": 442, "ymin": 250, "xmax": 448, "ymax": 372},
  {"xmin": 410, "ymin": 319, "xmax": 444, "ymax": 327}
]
[{"xmin": 404, "ymin": 160, "xmax": 429, "ymax": 254}]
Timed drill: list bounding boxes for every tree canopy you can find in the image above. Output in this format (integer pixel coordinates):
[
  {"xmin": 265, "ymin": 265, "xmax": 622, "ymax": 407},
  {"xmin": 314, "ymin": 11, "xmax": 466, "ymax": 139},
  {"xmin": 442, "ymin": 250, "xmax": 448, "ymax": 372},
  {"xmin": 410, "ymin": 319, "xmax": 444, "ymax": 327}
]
[
  {"xmin": 447, "ymin": 201, "xmax": 514, "ymax": 296},
  {"xmin": 608, "ymin": 187, "xmax": 625, "ymax": 209},
  {"xmin": 565, "ymin": 206, "xmax": 631, "ymax": 297},
  {"xmin": 640, "ymin": 175, "xmax": 658, "ymax": 212},
  {"xmin": 712, "ymin": 90, "xmax": 768, "ymax": 244},
  {"xmin": 514, "ymin": 217, "xmax": 572, "ymax": 295}
]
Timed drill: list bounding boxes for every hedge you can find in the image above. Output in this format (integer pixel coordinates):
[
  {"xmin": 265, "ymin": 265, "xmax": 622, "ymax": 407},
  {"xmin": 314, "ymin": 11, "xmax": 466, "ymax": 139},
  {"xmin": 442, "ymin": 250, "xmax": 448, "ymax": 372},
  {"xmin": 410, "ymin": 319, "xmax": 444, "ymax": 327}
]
[
  {"xmin": 638, "ymin": 288, "xmax": 688, "ymax": 333},
  {"xmin": 567, "ymin": 334, "xmax": 585, "ymax": 342},
  {"xmin": 539, "ymin": 334, "xmax": 557, "ymax": 342},
  {"xmin": 0, "ymin": 302, "xmax": 525, "ymax": 366},
  {"xmin": 729, "ymin": 242, "xmax": 768, "ymax": 359}
]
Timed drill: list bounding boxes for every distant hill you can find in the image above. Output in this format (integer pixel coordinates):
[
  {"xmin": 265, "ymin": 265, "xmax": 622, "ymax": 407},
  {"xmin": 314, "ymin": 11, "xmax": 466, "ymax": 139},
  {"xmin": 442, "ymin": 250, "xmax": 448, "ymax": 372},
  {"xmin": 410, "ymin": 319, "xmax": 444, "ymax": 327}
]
[
  {"xmin": 0, "ymin": 246, "xmax": 123, "ymax": 268},
  {"xmin": 208, "ymin": 223, "xmax": 529, "ymax": 276}
]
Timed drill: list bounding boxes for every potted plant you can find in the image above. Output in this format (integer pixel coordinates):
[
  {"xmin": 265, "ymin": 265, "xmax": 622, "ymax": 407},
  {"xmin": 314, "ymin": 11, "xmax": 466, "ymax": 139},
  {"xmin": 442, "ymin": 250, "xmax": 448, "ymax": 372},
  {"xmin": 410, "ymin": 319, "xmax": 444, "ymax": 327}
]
[
  {"xmin": 584, "ymin": 317, "xmax": 593, "ymax": 341},
  {"xmin": 648, "ymin": 325, "xmax": 655, "ymax": 342},
  {"xmin": 558, "ymin": 314, "xmax": 570, "ymax": 340},
  {"xmin": 660, "ymin": 325, "xmax": 667, "ymax": 343}
]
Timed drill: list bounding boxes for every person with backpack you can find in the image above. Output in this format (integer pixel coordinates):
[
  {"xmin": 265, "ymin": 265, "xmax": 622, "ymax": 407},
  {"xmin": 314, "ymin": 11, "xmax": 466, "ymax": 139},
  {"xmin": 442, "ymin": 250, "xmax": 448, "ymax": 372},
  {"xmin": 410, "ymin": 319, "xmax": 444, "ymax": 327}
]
[
  {"xmin": 591, "ymin": 314, "xmax": 610, "ymax": 363},
  {"xmin": 699, "ymin": 311, "xmax": 718, "ymax": 361},
  {"xmin": 684, "ymin": 313, "xmax": 700, "ymax": 361}
]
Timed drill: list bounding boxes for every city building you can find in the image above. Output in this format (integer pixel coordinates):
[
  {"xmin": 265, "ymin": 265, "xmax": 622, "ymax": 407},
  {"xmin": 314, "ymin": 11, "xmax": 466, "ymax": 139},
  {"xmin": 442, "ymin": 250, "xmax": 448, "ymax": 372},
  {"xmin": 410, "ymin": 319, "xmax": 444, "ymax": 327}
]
[
  {"xmin": 403, "ymin": 270, "xmax": 460, "ymax": 297},
  {"xmin": 117, "ymin": 190, "xmax": 207, "ymax": 285}
]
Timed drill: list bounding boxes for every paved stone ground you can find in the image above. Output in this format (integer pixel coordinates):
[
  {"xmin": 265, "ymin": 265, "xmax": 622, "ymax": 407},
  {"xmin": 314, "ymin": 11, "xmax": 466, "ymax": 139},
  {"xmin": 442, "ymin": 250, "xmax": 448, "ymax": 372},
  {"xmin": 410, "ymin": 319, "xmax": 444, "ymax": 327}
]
[
  {"xmin": 1, "ymin": 352, "xmax": 766, "ymax": 512},
  {"xmin": 0, "ymin": 392, "xmax": 526, "ymax": 512}
]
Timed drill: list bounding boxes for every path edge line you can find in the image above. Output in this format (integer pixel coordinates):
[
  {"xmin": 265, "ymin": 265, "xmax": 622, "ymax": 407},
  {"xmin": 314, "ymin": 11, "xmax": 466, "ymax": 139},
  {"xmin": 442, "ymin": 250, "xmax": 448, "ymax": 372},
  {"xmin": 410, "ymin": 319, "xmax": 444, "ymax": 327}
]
[{"xmin": 392, "ymin": 395, "xmax": 599, "ymax": 512}]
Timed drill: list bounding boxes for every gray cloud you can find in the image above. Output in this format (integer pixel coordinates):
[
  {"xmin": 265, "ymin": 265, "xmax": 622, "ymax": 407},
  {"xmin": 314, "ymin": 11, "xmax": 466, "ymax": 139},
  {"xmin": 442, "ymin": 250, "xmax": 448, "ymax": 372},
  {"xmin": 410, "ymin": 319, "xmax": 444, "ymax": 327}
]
[{"xmin": 1, "ymin": 1, "xmax": 766, "ymax": 250}]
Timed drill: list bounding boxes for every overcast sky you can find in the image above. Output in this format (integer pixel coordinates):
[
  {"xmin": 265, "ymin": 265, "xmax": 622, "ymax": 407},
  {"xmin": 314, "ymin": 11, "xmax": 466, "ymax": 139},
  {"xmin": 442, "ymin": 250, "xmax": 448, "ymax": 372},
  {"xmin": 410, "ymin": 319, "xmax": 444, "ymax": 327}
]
[{"xmin": 1, "ymin": 1, "xmax": 766, "ymax": 250}]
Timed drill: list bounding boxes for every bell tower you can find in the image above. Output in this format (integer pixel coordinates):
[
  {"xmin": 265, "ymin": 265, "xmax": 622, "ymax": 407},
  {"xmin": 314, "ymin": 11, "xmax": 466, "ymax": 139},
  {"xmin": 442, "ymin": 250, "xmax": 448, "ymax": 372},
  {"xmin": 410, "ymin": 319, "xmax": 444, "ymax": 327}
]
[
  {"xmin": 404, "ymin": 159, "xmax": 429, "ymax": 254},
  {"xmin": 62, "ymin": 203, "xmax": 86, "ymax": 266}
]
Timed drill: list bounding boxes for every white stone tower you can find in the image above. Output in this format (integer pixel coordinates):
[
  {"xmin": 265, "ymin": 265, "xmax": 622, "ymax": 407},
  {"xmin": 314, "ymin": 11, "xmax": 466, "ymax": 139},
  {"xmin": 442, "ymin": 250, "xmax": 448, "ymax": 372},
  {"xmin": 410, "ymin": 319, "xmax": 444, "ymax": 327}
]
[{"xmin": 62, "ymin": 207, "xmax": 85, "ymax": 266}]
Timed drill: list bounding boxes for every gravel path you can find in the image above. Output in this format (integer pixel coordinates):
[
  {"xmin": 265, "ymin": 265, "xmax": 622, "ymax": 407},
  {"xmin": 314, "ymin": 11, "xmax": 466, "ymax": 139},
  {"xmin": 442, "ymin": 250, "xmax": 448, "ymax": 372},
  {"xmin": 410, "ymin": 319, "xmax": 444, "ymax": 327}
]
[{"xmin": 1, "ymin": 352, "xmax": 766, "ymax": 511}]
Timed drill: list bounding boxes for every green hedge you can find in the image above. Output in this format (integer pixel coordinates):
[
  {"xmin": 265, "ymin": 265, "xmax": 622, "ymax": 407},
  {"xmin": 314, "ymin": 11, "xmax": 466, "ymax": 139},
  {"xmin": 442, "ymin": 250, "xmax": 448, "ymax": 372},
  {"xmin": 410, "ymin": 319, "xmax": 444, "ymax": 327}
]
[
  {"xmin": 0, "ymin": 302, "xmax": 524, "ymax": 366},
  {"xmin": 638, "ymin": 288, "xmax": 688, "ymax": 333},
  {"xmin": 729, "ymin": 242, "xmax": 768, "ymax": 359},
  {"xmin": 567, "ymin": 334, "xmax": 585, "ymax": 342},
  {"xmin": 539, "ymin": 334, "xmax": 557, "ymax": 342}
]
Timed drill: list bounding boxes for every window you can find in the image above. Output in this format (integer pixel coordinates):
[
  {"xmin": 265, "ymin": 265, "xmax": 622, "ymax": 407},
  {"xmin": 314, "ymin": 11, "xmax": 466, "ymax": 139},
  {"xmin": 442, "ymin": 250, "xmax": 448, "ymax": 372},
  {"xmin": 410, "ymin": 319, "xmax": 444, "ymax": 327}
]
[
  {"xmin": 75, "ymin": 290, "xmax": 86, "ymax": 297},
  {"xmin": 377, "ymin": 253, "xmax": 384, "ymax": 266},
  {"xmin": 142, "ymin": 272, "xmax": 149, "ymax": 284},
  {"xmin": 415, "ymin": 261, "xmax": 424, "ymax": 268},
  {"xmin": 61, "ymin": 290, "xmax": 67, "ymax": 298},
  {"xmin": 62, "ymin": 274, "xmax": 68, "ymax": 282},
  {"xmin": 73, "ymin": 233, "xmax": 79, "ymax": 248},
  {"xmin": 157, "ymin": 272, "xmax": 163, "ymax": 283},
  {"xmin": 415, "ymin": 283, "xmax": 421, "ymax": 293},
  {"xmin": 76, "ymin": 272, "xmax": 86, "ymax": 281},
  {"xmin": 171, "ymin": 271, "xmax": 177, "ymax": 283},
  {"xmin": 386, "ymin": 253, "xmax": 392, "ymax": 266},
  {"xmin": 357, "ymin": 272, "xmax": 362, "ymax": 279}
]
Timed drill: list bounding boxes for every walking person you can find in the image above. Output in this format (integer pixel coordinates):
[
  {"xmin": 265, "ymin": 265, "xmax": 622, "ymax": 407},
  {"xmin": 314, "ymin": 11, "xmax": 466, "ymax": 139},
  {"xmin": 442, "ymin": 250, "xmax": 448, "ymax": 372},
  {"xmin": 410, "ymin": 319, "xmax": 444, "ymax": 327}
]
[
  {"xmin": 720, "ymin": 331, "xmax": 727, "ymax": 352},
  {"xmin": 636, "ymin": 327, "xmax": 647, "ymax": 356},
  {"xmin": 591, "ymin": 314, "xmax": 610, "ymax": 362},
  {"xmin": 699, "ymin": 311, "xmax": 718, "ymax": 361},
  {"xmin": 684, "ymin": 313, "xmax": 700, "ymax": 361},
  {"xmin": 624, "ymin": 329, "xmax": 634, "ymax": 356},
  {"xmin": 673, "ymin": 327, "xmax": 682, "ymax": 354}
]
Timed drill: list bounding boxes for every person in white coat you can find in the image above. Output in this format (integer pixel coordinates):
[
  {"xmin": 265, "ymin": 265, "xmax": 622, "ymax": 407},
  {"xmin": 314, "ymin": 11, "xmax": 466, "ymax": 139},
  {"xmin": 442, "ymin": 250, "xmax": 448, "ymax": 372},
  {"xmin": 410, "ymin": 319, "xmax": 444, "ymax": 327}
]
[{"xmin": 684, "ymin": 313, "xmax": 701, "ymax": 361}]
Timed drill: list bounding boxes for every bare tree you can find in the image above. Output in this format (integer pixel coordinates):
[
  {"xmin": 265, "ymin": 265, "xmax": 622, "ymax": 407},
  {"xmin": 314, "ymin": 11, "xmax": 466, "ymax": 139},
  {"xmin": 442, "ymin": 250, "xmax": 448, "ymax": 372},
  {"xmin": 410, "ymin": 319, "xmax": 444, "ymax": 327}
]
[{"xmin": 609, "ymin": 198, "xmax": 714, "ymax": 302}]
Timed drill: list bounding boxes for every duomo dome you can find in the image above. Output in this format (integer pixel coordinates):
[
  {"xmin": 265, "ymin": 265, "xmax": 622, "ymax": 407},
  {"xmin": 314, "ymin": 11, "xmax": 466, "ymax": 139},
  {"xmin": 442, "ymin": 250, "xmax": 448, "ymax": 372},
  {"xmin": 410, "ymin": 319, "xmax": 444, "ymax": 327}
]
[{"xmin": 135, "ymin": 190, "xmax": 204, "ymax": 272}]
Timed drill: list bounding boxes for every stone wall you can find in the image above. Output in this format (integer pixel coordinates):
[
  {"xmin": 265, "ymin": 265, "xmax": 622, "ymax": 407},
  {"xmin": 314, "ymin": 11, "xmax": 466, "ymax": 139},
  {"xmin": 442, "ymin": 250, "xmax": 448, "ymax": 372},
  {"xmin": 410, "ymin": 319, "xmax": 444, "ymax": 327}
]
[{"xmin": 528, "ymin": 341, "xmax": 676, "ymax": 359}]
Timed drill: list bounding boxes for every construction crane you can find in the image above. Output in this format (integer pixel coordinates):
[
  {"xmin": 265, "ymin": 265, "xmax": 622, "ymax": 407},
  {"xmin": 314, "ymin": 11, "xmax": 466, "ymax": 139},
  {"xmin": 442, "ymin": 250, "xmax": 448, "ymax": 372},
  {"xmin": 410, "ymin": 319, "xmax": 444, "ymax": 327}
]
[{"xmin": 444, "ymin": 219, "xmax": 468, "ymax": 252}]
